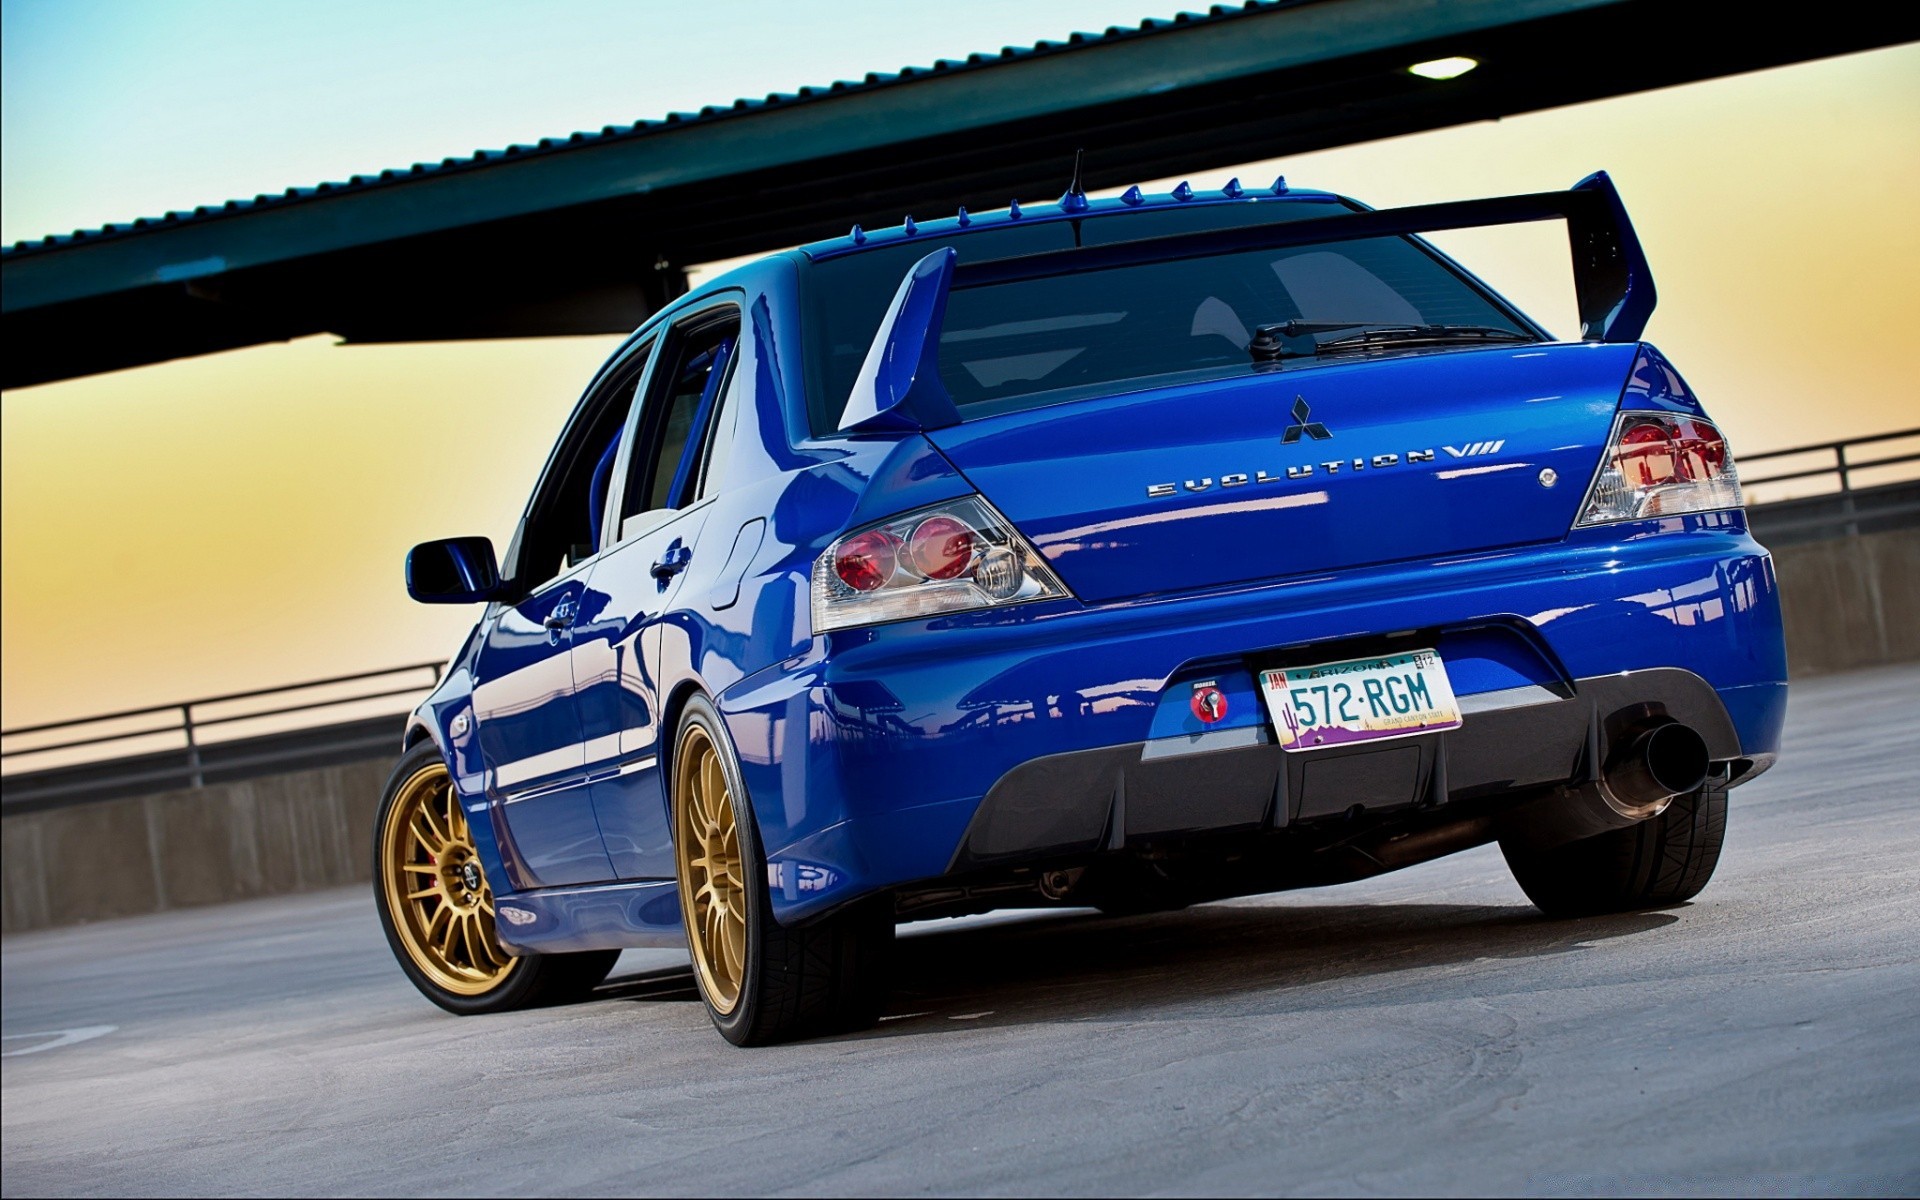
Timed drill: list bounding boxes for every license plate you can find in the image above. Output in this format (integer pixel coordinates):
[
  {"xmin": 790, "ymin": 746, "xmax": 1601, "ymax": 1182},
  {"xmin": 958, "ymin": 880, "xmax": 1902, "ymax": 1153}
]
[{"xmin": 1260, "ymin": 649, "xmax": 1463, "ymax": 752}]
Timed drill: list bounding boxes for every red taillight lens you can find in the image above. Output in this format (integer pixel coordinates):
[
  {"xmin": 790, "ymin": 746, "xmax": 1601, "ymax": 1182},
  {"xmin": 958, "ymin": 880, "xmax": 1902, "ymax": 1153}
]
[
  {"xmin": 834, "ymin": 529, "xmax": 899, "ymax": 592},
  {"xmin": 1576, "ymin": 412, "xmax": 1742, "ymax": 527},
  {"xmin": 1677, "ymin": 418, "xmax": 1728, "ymax": 477},
  {"xmin": 812, "ymin": 495, "xmax": 1072, "ymax": 634},
  {"xmin": 906, "ymin": 515, "xmax": 974, "ymax": 580},
  {"xmin": 1617, "ymin": 418, "xmax": 1730, "ymax": 489},
  {"xmin": 1618, "ymin": 420, "xmax": 1677, "ymax": 486}
]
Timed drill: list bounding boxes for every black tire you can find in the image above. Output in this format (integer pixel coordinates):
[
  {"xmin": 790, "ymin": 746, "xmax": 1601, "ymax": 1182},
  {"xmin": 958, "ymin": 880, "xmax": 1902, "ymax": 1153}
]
[
  {"xmin": 374, "ymin": 741, "xmax": 619, "ymax": 1015},
  {"xmin": 672, "ymin": 695, "xmax": 892, "ymax": 1046},
  {"xmin": 1500, "ymin": 783, "xmax": 1728, "ymax": 918}
]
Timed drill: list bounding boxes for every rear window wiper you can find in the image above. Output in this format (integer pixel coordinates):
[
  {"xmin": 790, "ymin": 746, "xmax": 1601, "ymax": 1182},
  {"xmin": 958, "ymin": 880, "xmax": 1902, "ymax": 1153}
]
[{"xmin": 1248, "ymin": 321, "xmax": 1534, "ymax": 362}]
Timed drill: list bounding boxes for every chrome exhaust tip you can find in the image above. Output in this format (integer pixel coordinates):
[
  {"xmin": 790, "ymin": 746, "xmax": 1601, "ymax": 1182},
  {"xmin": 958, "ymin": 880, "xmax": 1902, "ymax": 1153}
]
[{"xmin": 1603, "ymin": 722, "xmax": 1710, "ymax": 815}]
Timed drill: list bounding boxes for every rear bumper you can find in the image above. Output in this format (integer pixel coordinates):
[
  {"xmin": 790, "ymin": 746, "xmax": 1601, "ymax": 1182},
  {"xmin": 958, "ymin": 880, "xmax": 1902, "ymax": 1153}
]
[
  {"xmin": 952, "ymin": 665, "xmax": 1742, "ymax": 870},
  {"xmin": 719, "ymin": 514, "xmax": 1787, "ymax": 922}
]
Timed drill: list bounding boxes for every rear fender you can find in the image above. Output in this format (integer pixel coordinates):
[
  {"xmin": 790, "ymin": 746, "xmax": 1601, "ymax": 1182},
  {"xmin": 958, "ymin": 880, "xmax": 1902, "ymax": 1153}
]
[
  {"xmin": 841, "ymin": 434, "xmax": 974, "ymax": 531},
  {"xmin": 1619, "ymin": 343, "xmax": 1708, "ymax": 417}
]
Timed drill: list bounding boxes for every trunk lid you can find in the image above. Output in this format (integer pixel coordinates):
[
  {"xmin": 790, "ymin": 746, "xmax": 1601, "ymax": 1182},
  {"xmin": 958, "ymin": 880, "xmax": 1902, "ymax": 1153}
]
[{"xmin": 926, "ymin": 342, "xmax": 1639, "ymax": 603}]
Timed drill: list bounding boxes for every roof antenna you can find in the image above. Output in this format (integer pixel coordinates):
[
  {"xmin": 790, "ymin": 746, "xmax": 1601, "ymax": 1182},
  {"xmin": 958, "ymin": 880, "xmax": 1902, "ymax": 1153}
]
[{"xmin": 1059, "ymin": 148, "xmax": 1089, "ymax": 213}]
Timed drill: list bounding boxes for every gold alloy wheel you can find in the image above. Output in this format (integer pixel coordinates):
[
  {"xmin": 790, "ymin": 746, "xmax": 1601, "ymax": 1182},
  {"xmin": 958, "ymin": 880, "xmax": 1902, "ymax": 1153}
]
[
  {"xmin": 674, "ymin": 725, "xmax": 748, "ymax": 1014},
  {"xmin": 380, "ymin": 762, "xmax": 516, "ymax": 995}
]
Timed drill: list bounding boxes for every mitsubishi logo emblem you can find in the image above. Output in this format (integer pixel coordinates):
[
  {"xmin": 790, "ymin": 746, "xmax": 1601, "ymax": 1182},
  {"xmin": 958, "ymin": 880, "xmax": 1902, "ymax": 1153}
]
[{"xmin": 1281, "ymin": 395, "xmax": 1331, "ymax": 443}]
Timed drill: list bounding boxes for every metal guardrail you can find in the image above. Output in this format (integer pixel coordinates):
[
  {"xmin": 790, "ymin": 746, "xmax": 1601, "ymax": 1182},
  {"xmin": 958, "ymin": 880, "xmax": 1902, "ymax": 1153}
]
[
  {"xmin": 1, "ymin": 662, "xmax": 443, "ymax": 796},
  {"xmin": 1741, "ymin": 427, "xmax": 1920, "ymax": 492},
  {"xmin": 1740, "ymin": 427, "xmax": 1920, "ymax": 539},
  {"xmin": 1, "ymin": 432, "xmax": 1913, "ymax": 810}
]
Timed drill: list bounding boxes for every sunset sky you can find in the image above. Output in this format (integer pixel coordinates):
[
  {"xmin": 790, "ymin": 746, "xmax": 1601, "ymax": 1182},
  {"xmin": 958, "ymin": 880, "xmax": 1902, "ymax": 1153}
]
[{"xmin": 2, "ymin": 2, "xmax": 1916, "ymax": 729}]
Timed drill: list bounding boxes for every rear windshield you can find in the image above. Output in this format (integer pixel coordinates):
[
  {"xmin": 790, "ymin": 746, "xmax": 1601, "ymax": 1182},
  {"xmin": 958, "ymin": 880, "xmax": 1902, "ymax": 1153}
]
[{"xmin": 800, "ymin": 200, "xmax": 1534, "ymax": 432}]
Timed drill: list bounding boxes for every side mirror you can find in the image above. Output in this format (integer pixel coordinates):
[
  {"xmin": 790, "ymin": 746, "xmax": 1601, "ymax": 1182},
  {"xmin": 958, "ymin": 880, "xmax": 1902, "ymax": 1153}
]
[{"xmin": 406, "ymin": 537, "xmax": 503, "ymax": 604}]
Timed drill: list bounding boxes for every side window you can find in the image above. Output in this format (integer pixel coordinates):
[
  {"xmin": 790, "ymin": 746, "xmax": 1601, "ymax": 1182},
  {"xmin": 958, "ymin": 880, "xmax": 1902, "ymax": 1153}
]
[
  {"xmin": 512, "ymin": 343, "xmax": 651, "ymax": 590},
  {"xmin": 618, "ymin": 308, "xmax": 740, "ymax": 538},
  {"xmin": 694, "ymin": 366, "xmax": 740, "ymax": 501}
]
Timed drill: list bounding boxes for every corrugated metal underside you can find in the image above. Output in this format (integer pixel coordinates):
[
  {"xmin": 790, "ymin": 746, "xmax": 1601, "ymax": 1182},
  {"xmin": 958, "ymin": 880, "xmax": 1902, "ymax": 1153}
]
[{"xmin": 4, "ymin": 0, "xmax": 1915, "ymax": 388}]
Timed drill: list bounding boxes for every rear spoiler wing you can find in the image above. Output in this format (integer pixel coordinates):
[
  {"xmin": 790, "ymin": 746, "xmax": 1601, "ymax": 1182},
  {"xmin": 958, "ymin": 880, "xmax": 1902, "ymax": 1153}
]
[{"xmin": 841, "ymin": 171, "xmax": 1652, "ymax": 434}]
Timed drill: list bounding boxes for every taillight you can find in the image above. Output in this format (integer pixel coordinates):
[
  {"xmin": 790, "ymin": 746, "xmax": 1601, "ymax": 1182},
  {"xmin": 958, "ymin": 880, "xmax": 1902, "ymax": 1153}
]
[
  {"xmin": 833, "ymin": 529, "xmax": 899, "ymax": 592},
  {"xmin": 812, "ymin": 496, "xmax": 1071, "ymax": 633},
  {"xmin": 1575, "ymin": 412, "xmax": 1743, "ymax": 526},
  {"xmin": 905, "ymin": 515, "xmax": 973, "ymax": 580}
]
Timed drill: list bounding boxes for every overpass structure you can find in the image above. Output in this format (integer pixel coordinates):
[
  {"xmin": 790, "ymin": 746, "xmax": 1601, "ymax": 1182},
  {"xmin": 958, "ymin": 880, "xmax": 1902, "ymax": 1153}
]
[{"xmin": 4, "ymin": 0, "xmax": 1916, "ymax": 388}]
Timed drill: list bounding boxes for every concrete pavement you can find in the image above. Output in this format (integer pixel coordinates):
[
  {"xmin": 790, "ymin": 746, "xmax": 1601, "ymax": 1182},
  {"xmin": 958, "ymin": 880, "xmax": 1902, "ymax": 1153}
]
[{"xmin": 4, "ymin": 663, "xmax": 1917, "ymax": 1196}]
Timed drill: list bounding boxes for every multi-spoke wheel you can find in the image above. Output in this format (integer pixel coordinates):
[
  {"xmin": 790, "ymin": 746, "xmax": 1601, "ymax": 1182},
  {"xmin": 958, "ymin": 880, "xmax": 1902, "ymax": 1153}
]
[
  {"xmin": 674, "ymin": 723, "xmax": 748, "ymax": 1013},
  {"xmin": 380, "ymin": 755, "xmax": 514, "ymax": 994},
  {"xmin": 374, "ymin": 742, "xmax": 616, "ymax": 1014},
  {"xmin": 671, "ymin": 695, "xmax": 893, "ymax": 1046}
]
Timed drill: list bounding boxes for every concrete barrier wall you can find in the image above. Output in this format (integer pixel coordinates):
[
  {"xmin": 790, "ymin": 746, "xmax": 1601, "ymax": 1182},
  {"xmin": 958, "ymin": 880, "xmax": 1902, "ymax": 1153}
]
[
  {"xmin": 3, "ymin": 528, "xmax": 1913, "ymax": 934},
  {"xmin": 1772, "ymin": 528, "xmax": 1918, "ymax": 678},
  {"xmin": 2, "ymin": 759, "xmax": 388, "ymax": 934}
]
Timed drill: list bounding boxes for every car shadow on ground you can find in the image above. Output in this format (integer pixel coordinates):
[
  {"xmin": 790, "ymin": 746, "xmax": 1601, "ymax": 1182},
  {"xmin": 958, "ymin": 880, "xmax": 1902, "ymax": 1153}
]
[
  {"xmin": 594, "ymin": 900, "xmax": 1678, "ymax": 1033},
  {"xmin": 595, "ymin": 968, "xmax": 702, "ymax": 1004},
  {"xmin": 871, "ymin": 901, "xmax": 1676, "ymax": 1035}
]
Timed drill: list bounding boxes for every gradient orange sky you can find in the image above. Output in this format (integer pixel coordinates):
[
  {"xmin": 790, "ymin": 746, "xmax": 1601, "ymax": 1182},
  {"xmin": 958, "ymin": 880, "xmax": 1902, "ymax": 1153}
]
[{"xmin": 3, "ymin": 43, "xmax": 1917, "ymax": 726}]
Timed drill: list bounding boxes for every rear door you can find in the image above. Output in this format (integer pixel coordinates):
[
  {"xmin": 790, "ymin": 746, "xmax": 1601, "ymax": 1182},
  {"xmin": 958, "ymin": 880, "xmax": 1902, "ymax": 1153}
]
[
  {"xmin": 573, "ymin": 300, "xmax": 741, "ymax": 879},
  {"xmin": 469, "ymin": 345, "xmax": 649, "ymax": 887}
]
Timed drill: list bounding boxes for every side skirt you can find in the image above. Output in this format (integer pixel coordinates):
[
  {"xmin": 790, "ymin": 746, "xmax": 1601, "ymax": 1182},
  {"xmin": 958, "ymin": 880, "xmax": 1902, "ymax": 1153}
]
[{"xmin": 492, "ymin": 878, "xmax": 687, "ymax": 955}]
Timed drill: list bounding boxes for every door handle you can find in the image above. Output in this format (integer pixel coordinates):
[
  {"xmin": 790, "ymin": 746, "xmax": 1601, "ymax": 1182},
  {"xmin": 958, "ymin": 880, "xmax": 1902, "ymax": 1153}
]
[
  {"xmin": 650, "ymin": 542, "xmax": 693, "ymax": 582},
  {"xmin": 542, "ymin": 599, "xmax": 576, "ymax": 643}
]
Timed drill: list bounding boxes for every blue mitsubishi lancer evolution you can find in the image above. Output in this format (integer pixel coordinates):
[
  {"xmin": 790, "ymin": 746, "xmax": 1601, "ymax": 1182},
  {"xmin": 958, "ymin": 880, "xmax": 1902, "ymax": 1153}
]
[{"xmin": 376, "ymin": 172, "xmax": 1787, "ymax": 1045}]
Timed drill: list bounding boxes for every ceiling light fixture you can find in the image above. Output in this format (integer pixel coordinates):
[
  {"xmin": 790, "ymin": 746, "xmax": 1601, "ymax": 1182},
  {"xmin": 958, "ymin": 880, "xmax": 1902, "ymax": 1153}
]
[{"xmin": 1408, "ymin": 56, "xmax": 1480, "ymax": 81}]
